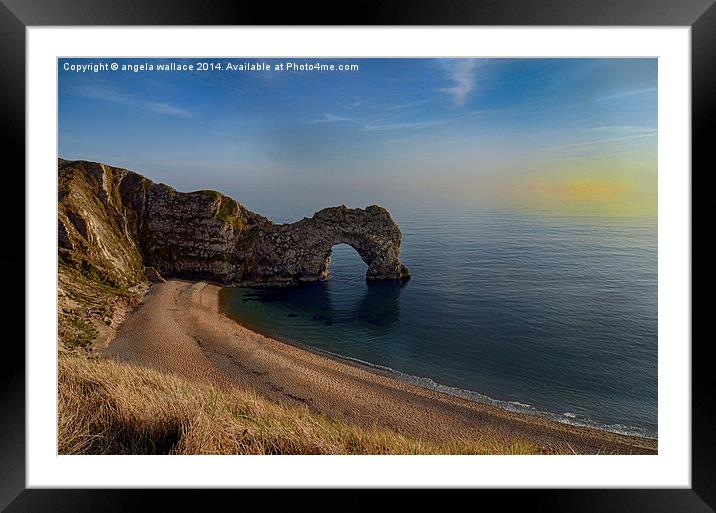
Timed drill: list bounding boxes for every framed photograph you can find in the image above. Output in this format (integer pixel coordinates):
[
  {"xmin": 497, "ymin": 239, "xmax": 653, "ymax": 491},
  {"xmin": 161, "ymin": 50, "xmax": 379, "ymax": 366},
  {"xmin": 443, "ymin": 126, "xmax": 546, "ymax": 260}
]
[{"xmin": 4, "ymin": 0, "xmax": 714, "ymax": 510}]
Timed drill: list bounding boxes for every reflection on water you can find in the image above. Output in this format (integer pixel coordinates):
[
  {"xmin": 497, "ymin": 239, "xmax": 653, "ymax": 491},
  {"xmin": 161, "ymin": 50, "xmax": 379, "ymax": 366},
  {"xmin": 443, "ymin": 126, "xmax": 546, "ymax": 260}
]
[
  {"xmin": 239, "ymin": 277, "xmax": 407, "ymax": 329},
  {"xmin": 357, "ymin": 280, "xmax": 407, "ymax": 325}
]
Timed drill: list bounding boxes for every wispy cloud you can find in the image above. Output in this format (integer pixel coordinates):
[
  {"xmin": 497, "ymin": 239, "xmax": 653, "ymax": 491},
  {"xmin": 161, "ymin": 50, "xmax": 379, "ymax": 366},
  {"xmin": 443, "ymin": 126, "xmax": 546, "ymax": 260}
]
[
  {"xmin": 514, "ymin": 126, "xmax": 657, "ymax": 157},
  {"xmin": 142, "ymin": 101, "xmax": 193, "ymax": 117},
  {"xmin": 587, "ymin": 125, "xmax": 657, "ymax": 135},
  {"xmin": 310, "ymin": 113, "xmax": 357, "ymax": 123},
  {"xmin": 386, "ymin": 99, "xmax": 432, "ymax": 111},
  {"xmin": 437, "ymin": 59, "xmax": 481, "ymax": 107},
  {"xmin": 310, "ymin": 113, "xmax": 442, "ymax": 132},
  {"xmin": 361, "ymin": 120, "xmax": 445, "ymax": 132},
  {"xmin": 536, "ymin": 130, "xmax": 657, "ymax": 153},
  {"xmin": 344, "ymin": 98, "xmax": 364, "ymax": 110},
  {"xmin": 552, "ymin": 132, "xmax": 656, "ymax": 150},
  {"xmin": 596, "ymin": 87, "xmax": 657, "ymax": 102},
  {"xmin": 71, "ymin": 86, "xmax": 193, "ymax": 117}
]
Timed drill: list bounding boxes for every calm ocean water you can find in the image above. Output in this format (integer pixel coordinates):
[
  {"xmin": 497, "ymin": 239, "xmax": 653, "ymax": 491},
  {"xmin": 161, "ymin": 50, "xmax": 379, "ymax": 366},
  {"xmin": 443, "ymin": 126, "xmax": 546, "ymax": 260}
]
[{"xmin": 221, "ymin": 195, "xmax": 657, "ymax": 438}]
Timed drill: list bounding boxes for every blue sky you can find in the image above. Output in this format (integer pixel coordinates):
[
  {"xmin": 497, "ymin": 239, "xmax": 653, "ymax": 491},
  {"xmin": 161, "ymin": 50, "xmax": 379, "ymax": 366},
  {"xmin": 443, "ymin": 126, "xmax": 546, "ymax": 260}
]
[{"xmin": 59, "ymin": 58, "xmax": 657, "ymax": 215}]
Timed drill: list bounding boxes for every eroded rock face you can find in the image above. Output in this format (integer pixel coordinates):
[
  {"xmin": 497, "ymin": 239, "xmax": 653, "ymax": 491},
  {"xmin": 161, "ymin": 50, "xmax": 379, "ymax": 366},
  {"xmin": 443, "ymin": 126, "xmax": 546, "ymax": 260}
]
[
  {"xmin": 245, "ymin": 205, "xmax": 410, "ymax": 285},
  {"xmin": 58, "ymin": 158, "xmax": 410, "ymax": 286}
]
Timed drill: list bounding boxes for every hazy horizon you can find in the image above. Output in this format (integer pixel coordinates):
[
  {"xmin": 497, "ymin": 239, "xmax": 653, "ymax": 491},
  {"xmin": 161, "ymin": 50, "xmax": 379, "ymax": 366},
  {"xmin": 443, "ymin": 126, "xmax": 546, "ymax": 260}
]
[{"xmin": 59, "ymin": 57, "xmax": 657, "ymax": 218}]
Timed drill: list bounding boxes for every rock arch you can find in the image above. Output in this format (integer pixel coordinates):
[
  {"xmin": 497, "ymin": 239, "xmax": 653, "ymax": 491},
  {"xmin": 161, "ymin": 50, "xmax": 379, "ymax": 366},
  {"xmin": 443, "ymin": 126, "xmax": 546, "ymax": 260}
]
[{"xmin": 244, "ymin": 205, "xmax": 411, "ymax": 285}]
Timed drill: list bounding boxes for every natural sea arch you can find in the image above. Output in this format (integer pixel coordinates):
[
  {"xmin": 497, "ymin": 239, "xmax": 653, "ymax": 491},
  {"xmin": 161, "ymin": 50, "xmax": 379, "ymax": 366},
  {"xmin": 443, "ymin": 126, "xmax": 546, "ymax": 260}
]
[{"xmin": 245, "ymin": 205, "xmax": 411, "ymax": 285}]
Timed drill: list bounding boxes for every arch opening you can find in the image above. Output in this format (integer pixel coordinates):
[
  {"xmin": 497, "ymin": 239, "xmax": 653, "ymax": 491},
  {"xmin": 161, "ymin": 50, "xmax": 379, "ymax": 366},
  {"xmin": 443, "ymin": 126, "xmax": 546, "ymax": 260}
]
[{"xmin": 323, "ymin": 243, "xmax": 369, "ymax": 284}]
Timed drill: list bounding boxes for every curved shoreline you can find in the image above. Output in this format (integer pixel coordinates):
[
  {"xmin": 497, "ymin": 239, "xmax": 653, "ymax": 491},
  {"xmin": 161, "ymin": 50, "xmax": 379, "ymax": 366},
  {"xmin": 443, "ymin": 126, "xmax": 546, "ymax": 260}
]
[
  {"xmin": 106, "ymin": 280, "xmax": 657, "ymax": 454},
  {"xmin": 220, "ymin": 299, "xmax": 656, "ymax": 441}
]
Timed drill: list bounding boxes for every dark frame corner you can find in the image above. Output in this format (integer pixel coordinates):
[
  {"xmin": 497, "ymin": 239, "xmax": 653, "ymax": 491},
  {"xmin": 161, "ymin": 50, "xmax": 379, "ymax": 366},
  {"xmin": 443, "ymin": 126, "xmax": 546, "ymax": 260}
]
[{"xmin": 3, "ymin": 0, "xmax": 714, "ymax": 511}]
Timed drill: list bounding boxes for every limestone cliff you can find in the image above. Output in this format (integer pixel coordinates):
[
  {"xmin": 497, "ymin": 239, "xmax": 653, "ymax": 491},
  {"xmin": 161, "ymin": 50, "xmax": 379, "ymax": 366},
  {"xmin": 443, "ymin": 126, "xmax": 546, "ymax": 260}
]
[{"xmin": 58, "ymin": 158, "xmax": 410, "ymax": 287}]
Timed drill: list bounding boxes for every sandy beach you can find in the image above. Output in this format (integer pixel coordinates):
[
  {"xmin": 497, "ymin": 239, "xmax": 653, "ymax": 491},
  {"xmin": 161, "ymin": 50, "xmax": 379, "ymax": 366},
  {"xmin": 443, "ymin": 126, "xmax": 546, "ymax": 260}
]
[{"xmin": 105, "ymin": 280, "xmax": 657, "ymax": 454}]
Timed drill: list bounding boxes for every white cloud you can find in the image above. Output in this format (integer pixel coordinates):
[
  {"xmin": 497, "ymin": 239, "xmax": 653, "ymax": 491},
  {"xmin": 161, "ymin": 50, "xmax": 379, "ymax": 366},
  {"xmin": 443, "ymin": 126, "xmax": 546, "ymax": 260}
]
[
  {"xmin": 71, "ymin": 86, "xmax": 193, "ymax": 117},
  {"xmin": 438, "ymin": 59, "xmax": 481, "ymax": 107},
  {"xmin": 310, "ymin": 112, "xmax": 443, "ymax": 132},
  {"xmin": 532, "ymin": 131, "xmax": 657, "ymax": 153},
  {"xmin": 596, "ymin": 87, "xmax": 657, "ymax": 102},
  {"xmin": 142, "ymin": 101, "xmax": 192, "ymax": 117},
  {"xmin": 344, "ymin": 98, "xmax": 364, "ymax": 110},
  {"xmin": 587, "ymin": 125, "xmax": 657, "ymax": 135},
  {"xmin": 310, "ymin": 113, "xmax": 357, "ymax": 123},
  {"xmin": 361, "ymin": 120, "xmax": 445, "ymax": 131}
]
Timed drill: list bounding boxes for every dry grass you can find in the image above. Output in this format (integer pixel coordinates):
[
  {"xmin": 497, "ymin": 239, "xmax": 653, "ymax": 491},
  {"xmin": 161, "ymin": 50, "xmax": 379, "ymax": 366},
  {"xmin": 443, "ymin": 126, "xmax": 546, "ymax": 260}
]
[{"xmin": 58, "ymin": 355, "xmax": 540, "ymax": 455}]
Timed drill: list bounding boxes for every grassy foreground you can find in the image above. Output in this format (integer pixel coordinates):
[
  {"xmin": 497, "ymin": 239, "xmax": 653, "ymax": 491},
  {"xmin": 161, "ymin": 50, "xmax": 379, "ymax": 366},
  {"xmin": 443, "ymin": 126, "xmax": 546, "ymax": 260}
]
[{"xmin": 58, "ymin": 355, "xmax": 540, "ymax": 455}]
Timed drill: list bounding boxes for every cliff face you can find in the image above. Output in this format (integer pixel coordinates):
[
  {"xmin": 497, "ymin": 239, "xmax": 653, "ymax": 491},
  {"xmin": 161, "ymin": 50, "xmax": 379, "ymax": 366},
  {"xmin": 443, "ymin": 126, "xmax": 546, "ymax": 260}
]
[
  {"xmin": 58, "ymin": 159, "xmax": 146, "ymax": 287},
  {"xmin": 58, "ymin": 158, "xmax": 410, "ymax": 287}
]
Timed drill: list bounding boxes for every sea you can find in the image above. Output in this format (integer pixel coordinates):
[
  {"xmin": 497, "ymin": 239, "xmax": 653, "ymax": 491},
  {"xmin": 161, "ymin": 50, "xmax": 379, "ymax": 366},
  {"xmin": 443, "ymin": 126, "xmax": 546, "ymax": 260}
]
[{"xmin": 220, "ymin": 191, "xmax": 657, "ymax": 438}]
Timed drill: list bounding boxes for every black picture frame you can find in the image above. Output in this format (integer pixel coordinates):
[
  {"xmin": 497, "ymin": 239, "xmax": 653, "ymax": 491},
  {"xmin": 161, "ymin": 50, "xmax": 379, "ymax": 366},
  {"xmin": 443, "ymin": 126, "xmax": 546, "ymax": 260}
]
[{"xmin": 2, "ymin": 1, "xmax": 713, "ymax": 511}]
